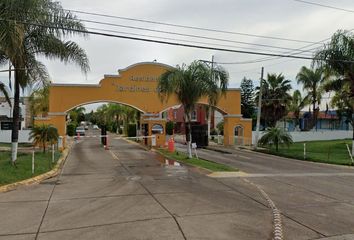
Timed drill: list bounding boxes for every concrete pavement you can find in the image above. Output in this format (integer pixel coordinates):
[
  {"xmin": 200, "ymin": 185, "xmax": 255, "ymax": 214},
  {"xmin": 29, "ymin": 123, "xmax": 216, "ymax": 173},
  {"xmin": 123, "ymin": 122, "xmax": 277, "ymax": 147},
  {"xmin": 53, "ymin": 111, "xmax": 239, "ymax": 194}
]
[
  {"xmin": 176, "ymin": 143, "xmax": 354, "ymax": 239},
  {"xmin": 0, "ymin": 133, "xmax": 273, "ymax": 240}
]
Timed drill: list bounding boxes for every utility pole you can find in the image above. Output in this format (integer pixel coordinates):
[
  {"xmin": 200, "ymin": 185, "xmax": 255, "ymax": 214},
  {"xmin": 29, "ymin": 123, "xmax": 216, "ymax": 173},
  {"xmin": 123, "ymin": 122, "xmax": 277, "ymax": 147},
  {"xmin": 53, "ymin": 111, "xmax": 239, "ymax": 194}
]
[
  {"xmin": 254, "ymin": 67, "xmax": 264, "ymax": 150},
  {"xmin": 208, "ymin": 55, "xmax": 214, "ymax": 140}
]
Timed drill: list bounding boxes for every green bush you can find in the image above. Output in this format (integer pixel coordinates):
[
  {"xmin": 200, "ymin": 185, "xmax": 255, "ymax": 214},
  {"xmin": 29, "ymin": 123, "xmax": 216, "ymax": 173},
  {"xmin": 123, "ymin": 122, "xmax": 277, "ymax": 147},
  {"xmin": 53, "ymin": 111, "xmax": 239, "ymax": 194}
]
[
  {"xmin": 210, "ymin": 128, "xmax": 218, "ymax": 135},
  {"xmin": 217, "ymin": 121, "xmax": 224, "ymax": 135},
  {"xmin": 166, "ymin": 121, "xmax": 174, "ymax": 135},
  {"xmin": 127, "ymin": 124, "xmax": 137, "ymax": 137},
  {"xmin": 67, "ymin": 122, "xmax": 77, "ymax": 136},
  {"xmin": 118, "ymin": 127, "xmax": 123, "ymax": 134}
]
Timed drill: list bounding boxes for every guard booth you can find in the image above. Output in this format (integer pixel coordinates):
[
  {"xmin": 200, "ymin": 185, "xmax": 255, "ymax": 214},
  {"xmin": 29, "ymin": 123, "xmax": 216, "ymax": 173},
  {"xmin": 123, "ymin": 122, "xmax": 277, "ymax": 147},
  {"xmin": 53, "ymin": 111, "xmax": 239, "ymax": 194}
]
[
  {"xmin": 191, "ymin": 124, "xmax": 208, "ymax": 147},
  {"xmin": 140, "ymin": 114, "xmax": 166, "ymax": 147}
]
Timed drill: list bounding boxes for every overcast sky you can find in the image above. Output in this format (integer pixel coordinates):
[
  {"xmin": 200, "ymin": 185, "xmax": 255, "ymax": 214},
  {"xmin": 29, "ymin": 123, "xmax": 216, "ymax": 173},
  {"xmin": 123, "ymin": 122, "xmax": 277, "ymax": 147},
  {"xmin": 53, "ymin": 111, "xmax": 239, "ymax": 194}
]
[{"xmin": 1, "ymin": 0, "xmax": 354, "ymax": 111}]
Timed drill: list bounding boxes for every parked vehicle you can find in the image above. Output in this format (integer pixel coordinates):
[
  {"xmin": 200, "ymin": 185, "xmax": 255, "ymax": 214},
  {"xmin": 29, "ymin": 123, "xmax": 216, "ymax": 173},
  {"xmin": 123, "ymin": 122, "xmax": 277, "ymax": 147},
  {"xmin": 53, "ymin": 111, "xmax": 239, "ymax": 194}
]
[
  {"xmin": 75, "ymin": 126, "xmax": 85, "ymax": 136},
  {"xmin": 93, "ymin": 125, "xmax": 99, "ymax": 130}
]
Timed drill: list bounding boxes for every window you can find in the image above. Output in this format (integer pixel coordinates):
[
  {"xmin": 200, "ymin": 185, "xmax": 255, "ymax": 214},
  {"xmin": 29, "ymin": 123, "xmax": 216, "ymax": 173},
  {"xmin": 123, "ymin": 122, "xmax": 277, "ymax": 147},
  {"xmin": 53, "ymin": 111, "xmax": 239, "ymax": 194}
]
[{"xmin": 151, "ymin": 124, "xmax": 164, "ymax": 134}]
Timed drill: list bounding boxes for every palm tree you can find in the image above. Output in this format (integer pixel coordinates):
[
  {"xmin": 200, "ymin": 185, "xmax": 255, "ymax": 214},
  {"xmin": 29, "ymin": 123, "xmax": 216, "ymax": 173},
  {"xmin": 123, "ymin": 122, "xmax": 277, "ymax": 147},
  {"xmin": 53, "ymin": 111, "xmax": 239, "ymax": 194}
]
[
  {"xmin": 158, "ymin": 61, "xmax": 228, "ymax": 158},
  {"xmin": 29, "ymin": 85, "xmax": 49, "ymax": 126},
  {"xmin": 0, "ymin": 82, "xmax": 11, "ymax": 106},
  {"xmin": 255, "ymin": 73, "xmax": 292, "ymax": 127},
  {"xmin": 0, "ymin": 0, "xmax": 89, "ymax": 164},
  {"xmin": 30, "ymin": 124, "xmax": 59, "ymax": 153},
  {"xmin": 69, "ymin": 107, "xmax": 86, "ymax": 124},
  {"xmin": 314, "ymin": 30, "xmax": 354, "ymax": 155},
  {"xmin": 296, "ymin": 66, "xmax": 326, "ymax": 130},
  {"xmin": 258, "ymin": 127, "xmax": 293, "ymax": 152},
  {"xmin": 288, "ymin": 90, "xmax": 309, "ymax": 130},
  {"xmin": 106, "ymin": 103, "xmax": 124, "ymax": 134}
]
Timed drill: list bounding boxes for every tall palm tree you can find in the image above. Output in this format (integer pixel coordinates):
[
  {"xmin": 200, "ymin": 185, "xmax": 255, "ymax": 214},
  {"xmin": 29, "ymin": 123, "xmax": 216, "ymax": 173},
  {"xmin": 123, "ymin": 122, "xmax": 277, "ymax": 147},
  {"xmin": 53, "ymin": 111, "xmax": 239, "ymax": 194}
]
[
  {"xmin": 258, "ymin": 127, "xmax": 293, "ymax": 152},
  {"xmin": 0, "ymin": 0, "xmax": 89, "ymax": 164},
  {"xmin": 158, "ymin": 61, "xmax": 228, "ymax": 158},
  {"xmin": 314, "ymin": 30, "xmax": 354, "ymax": 154},
  {"xmin": 288, "ymin": 90, "xmax": 309, "ymax": 130},
  {"xmin": 255, "ymin": 73, "xmax": 292, "ymax": 128},
  {"xmin": 296, "ymin": 66, "xmax": 326, "ymax": 130}
]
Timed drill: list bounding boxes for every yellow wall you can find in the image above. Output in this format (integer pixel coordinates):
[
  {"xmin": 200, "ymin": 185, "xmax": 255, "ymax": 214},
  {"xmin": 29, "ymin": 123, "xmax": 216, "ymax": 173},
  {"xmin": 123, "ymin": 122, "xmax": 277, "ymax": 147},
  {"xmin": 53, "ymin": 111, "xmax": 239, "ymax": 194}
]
[{"xmin": 36, "ymin": 62, "xmax": 250, "ymax": 148}]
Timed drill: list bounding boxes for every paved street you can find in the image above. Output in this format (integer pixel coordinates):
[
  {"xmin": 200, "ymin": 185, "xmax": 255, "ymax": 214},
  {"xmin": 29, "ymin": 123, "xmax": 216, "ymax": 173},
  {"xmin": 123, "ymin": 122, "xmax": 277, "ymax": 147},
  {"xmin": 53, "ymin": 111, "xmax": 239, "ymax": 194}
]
[
  {"xmin": 2, "ymin": 133, "xmax": 354, "ymax": 240},
  {"xmin": 175, "ymin": 143, "xmax": 354, "ymax": 239},
  {"xmin": 0, "ymin": 133, "xmax": 272, "ymax": 240}
]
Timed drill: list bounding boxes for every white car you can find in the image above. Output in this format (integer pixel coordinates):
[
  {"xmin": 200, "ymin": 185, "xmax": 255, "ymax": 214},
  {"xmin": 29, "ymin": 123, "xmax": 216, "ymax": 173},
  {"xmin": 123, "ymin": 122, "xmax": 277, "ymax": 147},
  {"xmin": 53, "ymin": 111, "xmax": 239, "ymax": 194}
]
[
  {"xmin": 75, "ymin": 126, "xmax": 85, "ymax": 136},
  {"xmin": 93, "ymin": 125, "xmax": 99, "ymax": 130}
]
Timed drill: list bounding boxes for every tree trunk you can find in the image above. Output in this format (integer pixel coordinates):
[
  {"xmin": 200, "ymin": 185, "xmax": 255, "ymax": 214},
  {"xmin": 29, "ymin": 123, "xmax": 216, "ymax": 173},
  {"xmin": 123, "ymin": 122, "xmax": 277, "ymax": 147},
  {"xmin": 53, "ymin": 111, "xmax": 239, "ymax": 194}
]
[
  {"xmin": 184, "ymin": 111, "xmax": 192, "ymax": 159},
  {"xmin": 207, "ymin": 107, "xmax": 211, "ymax": 139},
  {"xmin": 11, "ymin": 70, "xmax": 21, "ymax": 164}
]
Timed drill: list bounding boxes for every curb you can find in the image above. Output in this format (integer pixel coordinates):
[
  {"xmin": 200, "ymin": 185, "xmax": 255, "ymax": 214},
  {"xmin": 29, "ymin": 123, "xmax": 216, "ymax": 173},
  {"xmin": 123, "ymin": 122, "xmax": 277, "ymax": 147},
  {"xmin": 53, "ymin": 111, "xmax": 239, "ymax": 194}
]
[{"xmin": 0, "ymin": 143, "xmax": 73, "ymax": 193}]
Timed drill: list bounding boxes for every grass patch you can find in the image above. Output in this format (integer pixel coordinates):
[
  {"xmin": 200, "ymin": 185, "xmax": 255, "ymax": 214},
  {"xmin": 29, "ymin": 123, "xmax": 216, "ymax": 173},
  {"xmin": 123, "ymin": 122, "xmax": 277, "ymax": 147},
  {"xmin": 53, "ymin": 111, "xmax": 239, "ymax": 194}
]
[
  {"xmin": 0, "ymin": 151, "xmax": 61, "ymax": 186},
  {"xmin": 0, "ymin": 143, "xmax": 34, "ymax": 148},
  {"xmin": 157, "ymin": 148, "xmax": 237, "ymax": 172},
  {"xmin": 259, "ymin": 139, "xmax": 353, "ymax": 166}
]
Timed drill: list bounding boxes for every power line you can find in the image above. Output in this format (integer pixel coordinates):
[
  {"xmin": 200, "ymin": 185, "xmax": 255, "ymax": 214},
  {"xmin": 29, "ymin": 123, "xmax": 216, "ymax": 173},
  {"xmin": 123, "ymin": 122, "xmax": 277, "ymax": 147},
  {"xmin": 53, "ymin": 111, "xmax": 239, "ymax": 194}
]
[
  {"xmin": 80, "ymin": 18, "xmax": 317, "ymax": 53},
  {"xmin": 292, "ymin": 0, "xmax": 354, "ymax": 13},
  {"xmin": 1, "ymin": 19, "xmax": 353, "ymax": 63},
  {"xmin": 87, "ymin": 27, "xmax": 312, "ymax": 55},
  {"xmin": 66, "ymin": 8, "xmax": 322, "ymax": 45}
]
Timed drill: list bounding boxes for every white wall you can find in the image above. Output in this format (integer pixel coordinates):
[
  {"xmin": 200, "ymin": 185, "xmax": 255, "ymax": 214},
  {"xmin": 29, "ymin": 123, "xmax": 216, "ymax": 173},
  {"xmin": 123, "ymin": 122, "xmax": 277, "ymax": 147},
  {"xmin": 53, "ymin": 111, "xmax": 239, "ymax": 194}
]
[
  {"xmin": 0, "ymin": 130, "xmax": 31, "ymax": 143},
  {"xmin": 252, "ymin": 130, "xmax": 352, "ymax": 144}
]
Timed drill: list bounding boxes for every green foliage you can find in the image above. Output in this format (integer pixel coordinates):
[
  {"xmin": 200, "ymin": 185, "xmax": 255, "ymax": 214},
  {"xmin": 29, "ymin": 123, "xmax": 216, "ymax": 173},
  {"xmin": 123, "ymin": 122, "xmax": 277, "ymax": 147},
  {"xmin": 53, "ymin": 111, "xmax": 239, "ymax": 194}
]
[
  {"xmin": 210, "ymin": 128, "xmax": 218, "ymax": 135},
  {"xmin": 66, "ymin": 122, "xmax": 77, "ymax": 136},
  {"xmin": 0, "ymin": 151, "xmax": 61, "ymax": 186},
  {"xmin": 255, "ymin": 73, "xmax": 292, "ymax": 127},
  {"xmin": 158, "ymin": 61, "xmax": 229, "ymax": 158},
  {"xmin": 258, "ymin": 127, "xmax": 293, "ymax": 152},
  {"xmin": 315, "ymin": 30, "xmax": 354, "ymax": 131},
  {"xmin": 30, "ymin": 124, "xmax": 59, "ymax": 153},
  {"xmin": 29, "ymin": 85, "xmax": 49, "ymax": 119},
  {"xmin": 127, "ymin": 124, "xmax": 137, "ymax": 137},
  {"xmin": 0, "ymin": 0, "xmax": 89, "ymax": 161},
  {"xmin": 240, "ymin": 77, "xmax": 255, "ymax": 118},
  {"xmin": 216, "ymin": 121, "xmax": 224, "ymax": 135},
  {"xmin": 166, "ymin": 121, "xmax": 174, "ymax": 135},
  {"xmin": 260, "ymin": 140, "xmax": 352, "ymax": 166},
  {"xmin": 288, "ymin": 90, "xmax": 309, "ymax": 129},
  {"xmin": 158, "ymin": 148, "xmax": 237, "ymax": 172}
]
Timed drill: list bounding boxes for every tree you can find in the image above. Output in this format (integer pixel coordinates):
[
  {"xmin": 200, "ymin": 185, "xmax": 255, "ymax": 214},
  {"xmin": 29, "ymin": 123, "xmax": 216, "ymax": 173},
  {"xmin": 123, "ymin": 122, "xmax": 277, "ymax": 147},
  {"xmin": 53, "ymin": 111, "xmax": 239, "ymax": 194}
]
[
  {"xmin": 0, "ymin": 82, "xmax": 11, "ymax": 106},
  {"xmin": 240, "ymin": 77, "xmax": 255, "ymax": 118},
  {"xmin": 29, "ymin": 85, "xmax": 49, "ymax": 126},
  {"xmin": 314, "ymin": 30, "xmax": 354, "ymax": 155},
  {"xmin": 158, "ymin": 61, "xmax": 228, "ymax": 158},
  {"xmin": 288, "ymin": 90, "xmax": 309, "ymax": 130},
  {"xmin": 255, "ymin": 73, "xmax": 292, "ymax": 127},
  {"xmin": 330, "ymin": 83, "xmax": 353, "ymax": 130},
  {"xmin": 0, "ymin": 0, "xmax": 89, "ymax": 164},
  {"xmin": 30, "ymin": 124, "xmax": 59, "ymax": 153},
  {"xmin": 69, "ymin": 107, "xmax": 86, "ymax": 124},
  {"xmin": 258, "ymin": 127, "xmax": 293, "ymax": 151},
  {"xmin": 296, "ymin": 66, "xmax": 326, "ymax": 130}
]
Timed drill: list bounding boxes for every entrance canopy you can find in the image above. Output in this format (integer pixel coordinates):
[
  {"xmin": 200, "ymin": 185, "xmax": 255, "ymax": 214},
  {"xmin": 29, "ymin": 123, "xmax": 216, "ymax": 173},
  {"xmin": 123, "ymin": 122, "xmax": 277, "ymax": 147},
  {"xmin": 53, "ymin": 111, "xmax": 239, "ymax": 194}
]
[{"xmin": 36, "ymin": 62, "xmax": 252, "ymax": 147}]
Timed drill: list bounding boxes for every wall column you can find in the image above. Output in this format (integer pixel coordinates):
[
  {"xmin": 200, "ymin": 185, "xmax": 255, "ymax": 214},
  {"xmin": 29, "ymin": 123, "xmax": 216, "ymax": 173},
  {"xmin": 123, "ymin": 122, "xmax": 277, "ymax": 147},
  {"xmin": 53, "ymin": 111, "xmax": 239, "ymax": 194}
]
[{"xmin": 223, "ymin": 115, "xmax": 252, "ymax": 146}]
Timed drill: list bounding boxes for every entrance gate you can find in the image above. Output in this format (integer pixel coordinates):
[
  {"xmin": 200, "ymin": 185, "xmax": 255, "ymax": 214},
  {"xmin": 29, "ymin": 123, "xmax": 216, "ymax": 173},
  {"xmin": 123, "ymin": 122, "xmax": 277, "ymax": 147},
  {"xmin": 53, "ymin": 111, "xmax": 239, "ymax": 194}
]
[{"xmin": 34, "ymin": 62, "xmax": 252, "ymax": 148}]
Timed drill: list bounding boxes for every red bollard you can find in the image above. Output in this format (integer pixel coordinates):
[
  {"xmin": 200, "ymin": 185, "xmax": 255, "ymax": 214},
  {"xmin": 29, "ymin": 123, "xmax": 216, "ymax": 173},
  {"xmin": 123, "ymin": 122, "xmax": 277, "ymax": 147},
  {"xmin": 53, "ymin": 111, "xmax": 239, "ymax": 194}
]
[
  {"xmin": 77, "ymin": 132, "xmax": 80, "ymax": 140},
  {"xmin": 168, "ymin": 138, "xmax": 175, "ymax": 152}
]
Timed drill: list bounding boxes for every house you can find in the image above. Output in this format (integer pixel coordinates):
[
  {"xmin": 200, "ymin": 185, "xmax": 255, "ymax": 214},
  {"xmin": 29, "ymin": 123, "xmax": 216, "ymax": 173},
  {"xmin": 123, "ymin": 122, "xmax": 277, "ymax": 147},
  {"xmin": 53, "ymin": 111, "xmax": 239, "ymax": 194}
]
[
  {"xmin": 163, "ymin": 104, "xmax": 218, "ymax": 134},
  {"xmin": 277, "ymin": 110, "xmax": 352, "ymax": 131}
]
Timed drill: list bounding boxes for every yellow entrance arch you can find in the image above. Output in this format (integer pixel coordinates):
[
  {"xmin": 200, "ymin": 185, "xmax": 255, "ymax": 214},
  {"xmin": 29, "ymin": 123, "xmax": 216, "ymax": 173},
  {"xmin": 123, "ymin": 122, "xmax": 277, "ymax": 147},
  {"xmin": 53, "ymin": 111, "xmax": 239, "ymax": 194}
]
[{"xmin": 35, "ymin": 62, "xmax": 252, "ymax": 147}]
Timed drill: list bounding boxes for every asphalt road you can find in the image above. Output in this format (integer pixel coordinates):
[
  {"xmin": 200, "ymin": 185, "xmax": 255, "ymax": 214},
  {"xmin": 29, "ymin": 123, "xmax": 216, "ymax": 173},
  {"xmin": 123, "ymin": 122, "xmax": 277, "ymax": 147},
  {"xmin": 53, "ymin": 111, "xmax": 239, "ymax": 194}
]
[
  {"xmin": 175, "ymin": 143, "xmax": 354, "ymax": 240},
  {"xmin": 0, "ymin": 132, "xmax": 274, "ymax": 240}
]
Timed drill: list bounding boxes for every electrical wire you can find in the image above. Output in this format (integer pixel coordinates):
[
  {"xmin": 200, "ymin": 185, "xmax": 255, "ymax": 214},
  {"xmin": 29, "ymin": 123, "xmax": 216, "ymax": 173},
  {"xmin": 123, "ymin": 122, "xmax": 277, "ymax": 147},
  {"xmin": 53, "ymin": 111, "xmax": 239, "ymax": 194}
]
[
  {"xmin": 292, "ymin": 0, "xmax": 354, "ymax": 13},
  {"xmin": 66, "ymin": 8, "xmax": 322, "ymax": 45},
  {"xmin": 80, "ymin": 18, "xmax": 317, "ymax": 53},
  {"xmin": 1, "ymin": 18, "xmax": 353, "ymax": 63}
]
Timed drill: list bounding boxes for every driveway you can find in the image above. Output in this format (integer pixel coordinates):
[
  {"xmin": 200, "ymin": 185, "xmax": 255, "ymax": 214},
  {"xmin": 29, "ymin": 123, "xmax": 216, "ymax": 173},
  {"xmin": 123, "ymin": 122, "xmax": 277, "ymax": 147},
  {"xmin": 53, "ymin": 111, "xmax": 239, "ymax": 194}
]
[{"xmin": 0, "ymin": 133, "xmax": 273, "ymax": 240}]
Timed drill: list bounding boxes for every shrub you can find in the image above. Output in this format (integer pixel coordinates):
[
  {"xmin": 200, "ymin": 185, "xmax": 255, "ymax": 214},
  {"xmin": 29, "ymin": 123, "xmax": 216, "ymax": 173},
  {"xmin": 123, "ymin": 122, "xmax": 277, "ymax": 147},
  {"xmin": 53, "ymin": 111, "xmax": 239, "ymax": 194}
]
[
  {"xmin": 67, "ymin": 122, "xmax": 77, "ymax": 136},
  {"xmin": 166, "ymin": 121, "xmax": 174, "ymax": 135}
]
